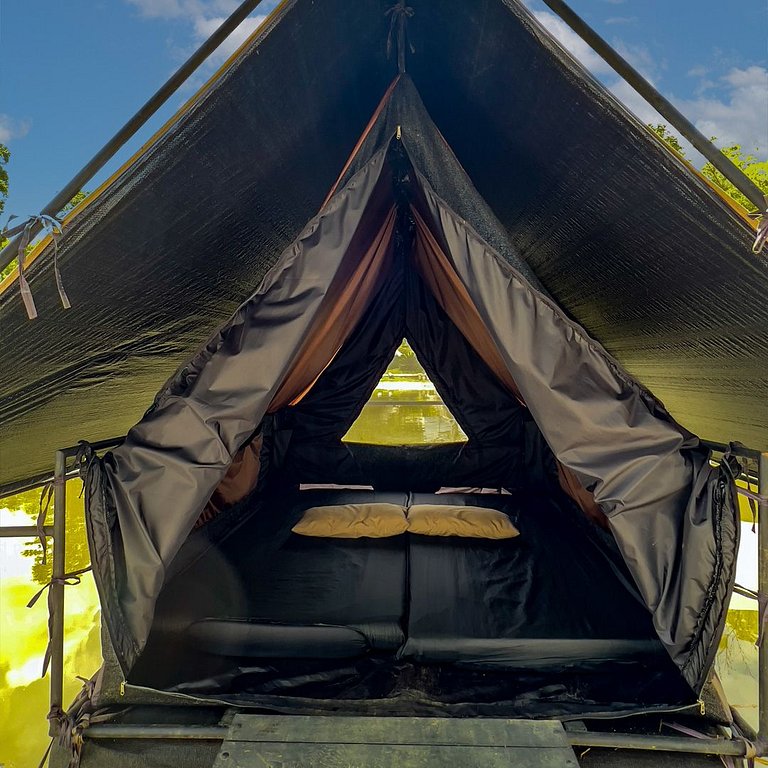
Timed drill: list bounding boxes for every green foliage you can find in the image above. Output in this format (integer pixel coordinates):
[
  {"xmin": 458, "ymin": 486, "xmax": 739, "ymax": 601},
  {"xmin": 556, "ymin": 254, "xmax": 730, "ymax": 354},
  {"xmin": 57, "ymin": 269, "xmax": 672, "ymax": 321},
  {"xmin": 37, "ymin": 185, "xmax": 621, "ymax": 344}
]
[
  {"xmin": 649, "ymin": 123, "xmax": 768, "ymax": 214},
  {"xmin": 701, "ymin": 146, "xmax": 768, "ymax": 214},
  {"xmin": 649, "ymin": 123, "xmax": 685, "ymax": 156},
  {"xmin": 0, "ymin": 143, "xmax": 9, "ymax": 216}
]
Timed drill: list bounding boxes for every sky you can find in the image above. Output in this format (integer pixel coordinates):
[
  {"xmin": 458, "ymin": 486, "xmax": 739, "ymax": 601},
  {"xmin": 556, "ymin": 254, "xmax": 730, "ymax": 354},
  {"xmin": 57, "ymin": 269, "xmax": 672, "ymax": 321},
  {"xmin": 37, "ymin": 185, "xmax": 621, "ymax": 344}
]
[{"xmin": 1, "ymin": 0, "xmax": 766, "ymax": 219}]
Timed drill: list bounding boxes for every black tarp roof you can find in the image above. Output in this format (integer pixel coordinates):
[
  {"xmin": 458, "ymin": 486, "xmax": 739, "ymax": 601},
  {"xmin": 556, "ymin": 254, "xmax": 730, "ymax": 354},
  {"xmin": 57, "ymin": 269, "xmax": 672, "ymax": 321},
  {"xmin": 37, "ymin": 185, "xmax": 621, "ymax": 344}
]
[{"xmin": 1, "ymin": 0, "xmax": 766, "ymax": 489}]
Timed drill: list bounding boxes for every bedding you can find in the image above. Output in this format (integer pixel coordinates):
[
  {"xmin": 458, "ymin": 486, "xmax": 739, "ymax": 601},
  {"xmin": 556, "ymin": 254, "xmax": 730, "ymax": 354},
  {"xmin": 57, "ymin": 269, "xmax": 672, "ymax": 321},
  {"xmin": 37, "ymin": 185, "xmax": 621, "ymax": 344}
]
[
  {"xmin": 292, "ymin": 503, "xmax": 408, "ymax": 538},
  {"xmin": 242, "ymin": 533, "xmax": 407, "ymax": 650},
  {"xmin": 406, "ymin": 504, "xmax": 519, "ymax": 538}
]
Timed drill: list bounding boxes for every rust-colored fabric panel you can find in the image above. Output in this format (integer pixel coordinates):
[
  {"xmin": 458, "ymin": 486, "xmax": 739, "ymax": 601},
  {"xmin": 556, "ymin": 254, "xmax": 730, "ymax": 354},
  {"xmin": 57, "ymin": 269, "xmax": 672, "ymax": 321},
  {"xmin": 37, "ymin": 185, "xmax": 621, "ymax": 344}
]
[
  {"xmin": 321, "ymin": 75, "xmax": 402, "ymax": 210},
  {"xmin": 411, "ymin": 209, "xmax": 523, "ymax": 403},
  {"xmin": 270, "ymin": 206, "xmax": 397, "ymax": 410},
  {"xmin": 412, "ymin": 206, "xmax": 606, "ymax": 526},
  {"xmin": 557, "ymin": 462, "xmax": 609, "ymax": 530},
  {"xmin": 196, "ymin": 436, "xmax": 263, "ymax": 527}
]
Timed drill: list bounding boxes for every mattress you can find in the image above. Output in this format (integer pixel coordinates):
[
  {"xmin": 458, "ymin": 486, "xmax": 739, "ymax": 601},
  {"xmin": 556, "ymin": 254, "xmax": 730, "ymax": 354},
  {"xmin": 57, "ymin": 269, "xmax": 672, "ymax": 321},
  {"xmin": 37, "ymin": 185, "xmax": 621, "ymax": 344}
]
[
  {"xmin": 224, "ymin": 489, "xmax": 409, "ymax": 651},
  {"xmin": 400, "ymin": 492, "xmax": 664, "ymax": 668}
]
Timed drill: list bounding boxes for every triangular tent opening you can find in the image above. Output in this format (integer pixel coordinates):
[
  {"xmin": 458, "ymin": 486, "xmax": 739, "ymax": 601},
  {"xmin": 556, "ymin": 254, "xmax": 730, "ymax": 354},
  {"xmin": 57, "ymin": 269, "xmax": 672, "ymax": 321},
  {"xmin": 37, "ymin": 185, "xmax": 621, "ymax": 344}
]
[
  {"xmin": 342, "ymin": 339, "xmax": 468, "ymax": 445},
  {"xmin": 82, "ymin": 74, "xmax": 738, "ymax": 721}
]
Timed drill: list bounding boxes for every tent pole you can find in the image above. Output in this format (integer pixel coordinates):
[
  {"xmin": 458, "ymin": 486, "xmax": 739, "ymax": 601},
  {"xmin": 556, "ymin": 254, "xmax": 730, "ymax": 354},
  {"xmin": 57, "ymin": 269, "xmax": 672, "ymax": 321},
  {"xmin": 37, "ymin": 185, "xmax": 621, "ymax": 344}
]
[
  {"xmin": 49, "ymin": 449, "xmax": 67, "ymax": 736},
  {"xmin": 537, "ymin": 0, "xmax": 768, "ymax": 214},
  {"xmin": 0, "ymin": 0, "xmax": 270, "ymax": 275},
  {"xmin": 759, "ymin": 450, "xmax": 768, "ymax": 753}
]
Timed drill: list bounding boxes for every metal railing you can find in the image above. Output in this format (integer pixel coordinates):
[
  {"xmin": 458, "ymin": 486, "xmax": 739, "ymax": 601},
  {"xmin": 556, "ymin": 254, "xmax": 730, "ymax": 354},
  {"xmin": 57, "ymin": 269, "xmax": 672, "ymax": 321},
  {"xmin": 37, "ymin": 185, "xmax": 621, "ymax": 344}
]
[{"xmin": 0, "ymin": 436, "xmax": 124, "ymax": 735}]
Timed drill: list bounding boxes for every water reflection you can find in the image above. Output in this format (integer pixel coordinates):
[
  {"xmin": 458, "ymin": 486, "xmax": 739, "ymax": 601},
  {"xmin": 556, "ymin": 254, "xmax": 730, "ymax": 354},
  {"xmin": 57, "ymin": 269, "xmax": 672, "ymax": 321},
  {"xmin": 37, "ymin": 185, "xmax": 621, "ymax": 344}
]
[{"xmin": 0, "ymin": 483, "xmax": 100, "ymax": 768}]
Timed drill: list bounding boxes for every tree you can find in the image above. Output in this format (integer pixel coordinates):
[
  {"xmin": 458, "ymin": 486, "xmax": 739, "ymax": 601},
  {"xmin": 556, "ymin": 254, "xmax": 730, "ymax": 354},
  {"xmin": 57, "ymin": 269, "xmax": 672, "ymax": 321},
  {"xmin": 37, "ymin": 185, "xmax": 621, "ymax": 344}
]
[
  {"xmin": 649, "ymin": 123, "xmax": 768, "ymax": 214},
  {"xmin": 700, "ymin": 146, "xmax": 768, "ymax": 214}
]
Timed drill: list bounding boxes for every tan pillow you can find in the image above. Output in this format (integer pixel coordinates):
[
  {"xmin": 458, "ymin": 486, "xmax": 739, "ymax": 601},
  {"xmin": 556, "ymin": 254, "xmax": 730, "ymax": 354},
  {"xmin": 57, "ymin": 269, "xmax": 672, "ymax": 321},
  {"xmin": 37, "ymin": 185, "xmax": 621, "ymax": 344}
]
[
  {"xmin": 292, "ymin": 503, "xmax": 408, "ymax": 538},
  {"xmin": 407, "ymin": 505, "xmax": 520, "ymax": 539}
]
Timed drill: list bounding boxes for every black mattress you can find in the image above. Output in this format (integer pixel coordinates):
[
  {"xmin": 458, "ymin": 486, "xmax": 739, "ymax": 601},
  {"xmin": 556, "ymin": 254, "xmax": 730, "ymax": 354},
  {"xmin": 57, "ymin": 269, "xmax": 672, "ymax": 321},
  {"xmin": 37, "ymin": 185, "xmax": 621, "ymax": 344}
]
[
  {"xmin": 400, "ymin": 491, "xmax": 663, "ymax": 669},
  {"xmin": 240, "ymin": 534, "xmax": 407, "ymax": 650}
]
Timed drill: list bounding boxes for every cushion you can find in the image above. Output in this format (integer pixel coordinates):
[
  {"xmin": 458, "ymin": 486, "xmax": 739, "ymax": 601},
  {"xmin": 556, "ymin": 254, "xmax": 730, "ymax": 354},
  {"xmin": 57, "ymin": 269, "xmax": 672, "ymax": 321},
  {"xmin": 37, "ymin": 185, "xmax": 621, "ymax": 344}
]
[
  {"xmin": 406, "ymin": 504, "xmax": 520, "ymax": 539},
  {"xmin": 186, "ymin": 619, "xmax": 368, "ymax": 658},
  {"xmin": 292, "ymin": 503, "xmax": 408, "ymax": 538}
]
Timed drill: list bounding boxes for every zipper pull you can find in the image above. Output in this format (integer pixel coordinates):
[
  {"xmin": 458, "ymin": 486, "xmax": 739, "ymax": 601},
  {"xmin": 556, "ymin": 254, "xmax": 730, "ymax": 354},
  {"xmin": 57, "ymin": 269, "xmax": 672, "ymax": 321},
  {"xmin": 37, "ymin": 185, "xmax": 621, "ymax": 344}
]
[
  {"xmin": 120, "ymin": 680, "xmax": 126, "ymax": 697},
  {"xmin": 698, "ymin": 699, "xmax": 706, "ymax": 716},
  {"xmin": 396, "ymin": 125, "xmax": 402, "ymax": 141}
]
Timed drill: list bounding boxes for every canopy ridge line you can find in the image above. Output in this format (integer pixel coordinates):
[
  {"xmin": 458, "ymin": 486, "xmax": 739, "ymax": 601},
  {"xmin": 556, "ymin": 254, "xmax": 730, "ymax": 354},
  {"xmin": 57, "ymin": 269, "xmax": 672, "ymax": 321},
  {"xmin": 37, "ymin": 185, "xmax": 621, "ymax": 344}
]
[
  {"xmin": 538, "ymin": 0, "xmax": 768, "ymax": 238},
  {"xmin": 0, "ymin": 0, "xmax": 274, "ymax": 300},
  {"xmin": 386, "ymin": 2, "xmax": 415, "ymax": 74}
]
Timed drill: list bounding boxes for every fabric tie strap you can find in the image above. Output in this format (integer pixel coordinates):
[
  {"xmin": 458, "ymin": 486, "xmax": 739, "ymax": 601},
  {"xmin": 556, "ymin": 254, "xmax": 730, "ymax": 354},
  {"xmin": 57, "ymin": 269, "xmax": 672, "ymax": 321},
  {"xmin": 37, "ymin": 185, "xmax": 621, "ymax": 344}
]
[
  {"xmin": 752, "ymin": 208, "xmax": 768, "ymax": 254},
  {"xmin": 27, "ymin": 565, "xmax": 93, "ymax": 677},
  {"xmin": 385, "ymin": 2, "xmax": 415, "ymax": 74},
  {"xmin": 1, "ymin": 213, "xmax": 71, "ymax": 319}
]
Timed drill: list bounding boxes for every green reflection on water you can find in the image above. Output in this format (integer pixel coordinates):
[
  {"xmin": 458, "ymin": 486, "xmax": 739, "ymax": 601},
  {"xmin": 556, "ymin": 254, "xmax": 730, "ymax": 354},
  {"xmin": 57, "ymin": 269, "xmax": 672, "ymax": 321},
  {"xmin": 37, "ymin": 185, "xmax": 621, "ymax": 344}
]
[{"xmin": 343, "ymin": 339, "xmax": 467, "ymax": 445}]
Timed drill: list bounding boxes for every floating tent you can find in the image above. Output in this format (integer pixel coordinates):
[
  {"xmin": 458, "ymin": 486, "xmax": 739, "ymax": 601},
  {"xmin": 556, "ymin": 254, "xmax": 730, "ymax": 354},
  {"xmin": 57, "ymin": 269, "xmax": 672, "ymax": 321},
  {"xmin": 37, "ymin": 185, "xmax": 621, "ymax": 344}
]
[{"xmin": 1, "ymin": 0, "xmax": 765, "ymax": 721}]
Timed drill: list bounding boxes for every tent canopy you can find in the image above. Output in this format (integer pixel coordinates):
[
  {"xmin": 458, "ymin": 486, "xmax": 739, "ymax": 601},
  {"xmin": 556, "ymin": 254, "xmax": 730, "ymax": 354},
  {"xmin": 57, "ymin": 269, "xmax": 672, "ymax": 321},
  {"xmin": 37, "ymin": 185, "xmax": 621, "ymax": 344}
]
[
  {"xmin": 77, "ymin": 79, "xmax": 738, "ymax": 716},
  {"xmin": 0, "ymin": 0, "xmax": 766, "ymax": 492}
]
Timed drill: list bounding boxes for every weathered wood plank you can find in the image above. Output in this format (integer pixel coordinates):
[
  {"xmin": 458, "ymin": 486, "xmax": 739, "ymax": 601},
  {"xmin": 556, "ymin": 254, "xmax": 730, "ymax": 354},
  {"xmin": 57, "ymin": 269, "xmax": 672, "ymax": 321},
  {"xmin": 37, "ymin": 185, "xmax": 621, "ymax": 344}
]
[
  {"xmin": 217, "ymin": 742, "xmax": 580, "ymax": 768},
  {"xmin": 228, "ymin": 714, "xmax": 570, "ymax": 748}
]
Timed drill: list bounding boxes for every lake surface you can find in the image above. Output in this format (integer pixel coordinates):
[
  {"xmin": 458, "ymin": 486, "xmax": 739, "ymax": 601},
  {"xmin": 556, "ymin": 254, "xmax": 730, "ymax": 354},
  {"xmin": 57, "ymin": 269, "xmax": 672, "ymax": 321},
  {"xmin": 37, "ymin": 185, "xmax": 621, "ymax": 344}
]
[{"xmin": 0, "ymin": 379, "xmax": 759, "ymax": 767}]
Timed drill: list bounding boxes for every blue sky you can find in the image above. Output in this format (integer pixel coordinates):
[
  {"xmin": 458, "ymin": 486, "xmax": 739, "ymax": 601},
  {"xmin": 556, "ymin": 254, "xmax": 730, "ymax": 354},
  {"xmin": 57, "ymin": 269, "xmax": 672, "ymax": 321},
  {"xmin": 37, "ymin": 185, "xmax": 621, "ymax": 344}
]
[{"xmin": 1, "ymin": 0, "xmax": 766, "ymax": 219}]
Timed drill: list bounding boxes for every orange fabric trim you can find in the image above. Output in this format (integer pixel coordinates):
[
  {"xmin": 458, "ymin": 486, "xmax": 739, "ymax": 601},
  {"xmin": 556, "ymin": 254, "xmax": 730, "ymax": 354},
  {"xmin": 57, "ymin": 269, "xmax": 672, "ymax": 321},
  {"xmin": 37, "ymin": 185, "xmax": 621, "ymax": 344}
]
[
  {"xmin": 196, "ymin": 435, "xmax": 263, "ymax": 527},
  {"xmin": 411, "ymin": 208, "xmax": 523, "ymax": 402},
  {"xmin": 198, "ymin": 205, "xmax": 396, "ymax": 523},
  {"xmin": 269, "ymin": 206, "xmax": 397, "ymax": 410}
]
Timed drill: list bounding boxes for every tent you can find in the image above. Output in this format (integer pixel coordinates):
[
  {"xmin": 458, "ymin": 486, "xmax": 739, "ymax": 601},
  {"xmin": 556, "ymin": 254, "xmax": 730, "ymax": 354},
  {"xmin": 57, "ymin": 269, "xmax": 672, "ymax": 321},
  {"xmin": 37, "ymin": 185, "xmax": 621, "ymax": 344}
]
[{"xmin": 1, "ymin": 0, "xmax": 763, "ymax": 721}]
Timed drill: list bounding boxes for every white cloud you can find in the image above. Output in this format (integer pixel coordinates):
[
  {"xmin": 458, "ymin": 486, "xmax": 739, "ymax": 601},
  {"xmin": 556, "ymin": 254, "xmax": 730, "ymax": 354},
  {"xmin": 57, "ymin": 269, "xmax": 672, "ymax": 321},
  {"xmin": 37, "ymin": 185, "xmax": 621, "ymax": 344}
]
[
  {"xmin": 532, "ymin": 10, "xmax": 613, "ymax": 75},
  {"xmin": 192, "ymin": 14, "xmax": 267, "ymax": 61},
  {"xmin": 605, "ymin": 16, "xmax": 637, "ymax": 26},
  {"xmin": 125, "ymin": 0, "xmax": 269, "ymax": 65},
  {"xmin": 531, "ymin": 10, "xmax": 768, "ymax": 162},
  {"xmin": 0, "ymin": 114, "xmax": 31, "ymax": 144},
  {"xmin": 126, "ymin": 0, "xmax": 238, "ymax": 19},
  {"xmin": 680, "ymin": 66, "xmax": 768, "ymax": 154}
]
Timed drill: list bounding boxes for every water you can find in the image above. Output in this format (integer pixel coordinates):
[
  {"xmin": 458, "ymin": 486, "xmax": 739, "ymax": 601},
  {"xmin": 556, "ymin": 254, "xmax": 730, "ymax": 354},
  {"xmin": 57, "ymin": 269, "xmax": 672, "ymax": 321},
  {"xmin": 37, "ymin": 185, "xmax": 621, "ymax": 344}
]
[{"xmin": 0, "ymin": 378, "xmax": 759, "ymax": 766}]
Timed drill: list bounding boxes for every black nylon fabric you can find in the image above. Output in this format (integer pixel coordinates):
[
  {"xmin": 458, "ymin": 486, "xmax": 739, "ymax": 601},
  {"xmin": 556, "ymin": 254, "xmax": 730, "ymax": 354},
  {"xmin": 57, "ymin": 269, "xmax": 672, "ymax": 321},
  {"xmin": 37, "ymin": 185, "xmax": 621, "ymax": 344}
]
[
  {"xmin": 282, "ymin": 246, "xmax": 527, "ymax": 489},
  {"xmin": 407, "ymin": 0, "xmax": 767, "ymax": 447}
]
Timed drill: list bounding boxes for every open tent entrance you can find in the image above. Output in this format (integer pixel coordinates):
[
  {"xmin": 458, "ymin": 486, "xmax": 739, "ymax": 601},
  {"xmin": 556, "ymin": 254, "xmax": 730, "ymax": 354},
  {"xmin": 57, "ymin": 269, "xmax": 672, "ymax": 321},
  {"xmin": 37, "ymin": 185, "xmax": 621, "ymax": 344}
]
[
  {"xmin": 342, "ymin": 339, "xmax": 467, "ymax": 446},
  {"xmin": 92, "ymin": 77, "xmax": 737, "ymax": 720}
]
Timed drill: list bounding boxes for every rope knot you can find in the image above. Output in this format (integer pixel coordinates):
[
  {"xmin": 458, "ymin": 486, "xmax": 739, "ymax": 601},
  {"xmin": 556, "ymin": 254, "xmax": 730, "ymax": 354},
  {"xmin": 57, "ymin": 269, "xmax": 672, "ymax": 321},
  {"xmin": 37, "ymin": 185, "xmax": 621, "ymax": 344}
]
[
  {"xmin": 1, "ymin": 212, "xmax": 71, "ymax": 319},
  {"xmin": 385, "ymin": 2, "xmax": 415, "ymax": 74}
]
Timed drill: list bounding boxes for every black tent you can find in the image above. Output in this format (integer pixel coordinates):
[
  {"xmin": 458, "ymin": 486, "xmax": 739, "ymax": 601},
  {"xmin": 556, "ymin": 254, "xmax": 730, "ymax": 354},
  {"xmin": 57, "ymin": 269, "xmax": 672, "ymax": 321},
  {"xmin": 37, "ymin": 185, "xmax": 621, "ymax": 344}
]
[{"xmin": 0, "ymin": 0, "xmax": 762, "ymax": 721}]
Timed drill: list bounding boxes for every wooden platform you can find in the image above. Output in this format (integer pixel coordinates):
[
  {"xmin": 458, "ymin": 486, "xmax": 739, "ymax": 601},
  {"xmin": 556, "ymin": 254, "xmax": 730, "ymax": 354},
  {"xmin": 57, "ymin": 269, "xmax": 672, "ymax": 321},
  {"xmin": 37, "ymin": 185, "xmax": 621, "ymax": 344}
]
[{"xmin": 213, "ymin": 714, "xmax": 580, "ymax": 767}]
